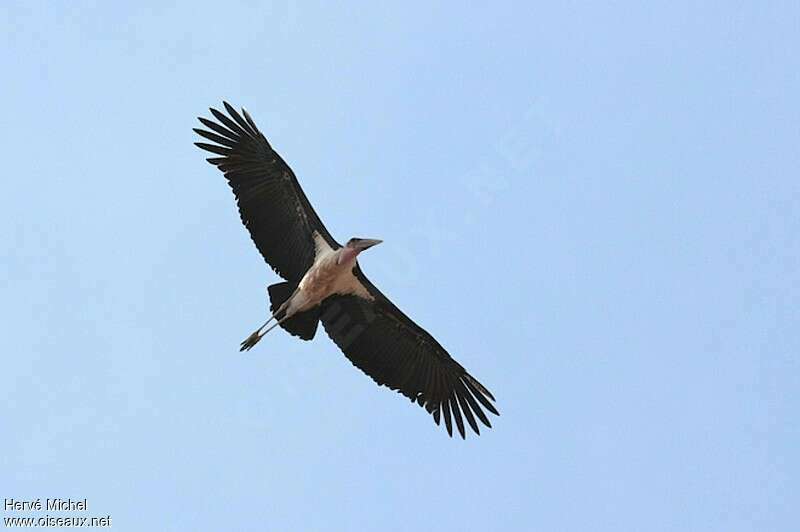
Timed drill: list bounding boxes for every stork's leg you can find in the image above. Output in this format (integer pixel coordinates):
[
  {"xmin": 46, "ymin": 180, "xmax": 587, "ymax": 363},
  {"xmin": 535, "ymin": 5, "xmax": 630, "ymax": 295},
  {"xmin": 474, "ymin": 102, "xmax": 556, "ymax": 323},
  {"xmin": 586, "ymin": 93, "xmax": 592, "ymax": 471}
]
[
  {"xmin": 240, "ymin": 313, "xmax": 292, "ymax": 352},
  {"xmin": 259, "ymin": 314, "xmax": 277, "ymax": 330},
  {"xmin": 259, "ymin": 316, "xmax": 289, "ymax": 336},
  {"xmin": 239, "ymin": 299, "xmax": 294, "ymax": 352}
]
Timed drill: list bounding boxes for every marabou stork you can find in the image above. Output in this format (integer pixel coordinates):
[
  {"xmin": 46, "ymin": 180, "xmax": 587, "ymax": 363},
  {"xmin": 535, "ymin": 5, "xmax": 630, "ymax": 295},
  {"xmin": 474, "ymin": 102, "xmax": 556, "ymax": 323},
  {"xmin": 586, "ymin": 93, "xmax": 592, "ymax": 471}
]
[{"xmin": 194, "ymin": 103, "xmax": 499, "ymax": 438}]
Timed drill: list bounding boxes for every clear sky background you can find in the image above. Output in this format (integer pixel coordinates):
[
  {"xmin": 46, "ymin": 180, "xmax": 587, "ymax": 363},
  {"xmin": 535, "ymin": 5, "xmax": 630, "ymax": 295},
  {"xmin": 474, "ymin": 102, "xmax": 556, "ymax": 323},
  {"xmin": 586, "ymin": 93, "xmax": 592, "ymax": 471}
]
[{"xmin": 2, "ymin": 2, "xmax": 798, "ymax": 531}]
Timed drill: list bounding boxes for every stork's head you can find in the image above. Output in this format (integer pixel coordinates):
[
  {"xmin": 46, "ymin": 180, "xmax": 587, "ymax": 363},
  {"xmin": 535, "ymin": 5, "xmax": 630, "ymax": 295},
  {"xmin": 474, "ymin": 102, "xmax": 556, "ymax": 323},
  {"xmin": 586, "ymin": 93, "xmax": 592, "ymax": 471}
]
[
  {"xmin": 339, "ymin": 237, "xmax": 382, "ymax": 264},
  {"xmin": 346, "ymin": 237, "xmax": 383, "ymax": 252}
]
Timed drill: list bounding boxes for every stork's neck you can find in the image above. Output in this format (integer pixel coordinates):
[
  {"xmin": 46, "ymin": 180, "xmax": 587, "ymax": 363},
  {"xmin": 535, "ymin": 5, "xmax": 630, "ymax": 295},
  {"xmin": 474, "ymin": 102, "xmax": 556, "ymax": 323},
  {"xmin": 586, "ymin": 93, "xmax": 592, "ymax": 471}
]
[{"xmin": 337, "ymin": 246, "xmax": 359, "ymax": 265}]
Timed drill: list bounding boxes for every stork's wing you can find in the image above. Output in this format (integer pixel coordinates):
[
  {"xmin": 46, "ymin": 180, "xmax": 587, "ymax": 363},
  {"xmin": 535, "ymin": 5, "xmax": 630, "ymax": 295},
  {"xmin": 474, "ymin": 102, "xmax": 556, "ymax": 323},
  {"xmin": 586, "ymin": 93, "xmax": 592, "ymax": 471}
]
[
  {"xmin": 194, "ymin": 102, "xmax": 339, "ymax": 282},
  {"xmin": 320, "ymin": 265, "xmax": 499, "ymax": 438}
]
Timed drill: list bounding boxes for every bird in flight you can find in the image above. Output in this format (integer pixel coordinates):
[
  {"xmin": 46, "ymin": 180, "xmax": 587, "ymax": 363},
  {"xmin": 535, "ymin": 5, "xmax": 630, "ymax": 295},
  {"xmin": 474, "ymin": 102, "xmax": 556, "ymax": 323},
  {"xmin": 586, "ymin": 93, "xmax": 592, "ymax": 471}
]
[{"xmin": 194, "ymin": 102, "xmax": 498, "ymax": 438}]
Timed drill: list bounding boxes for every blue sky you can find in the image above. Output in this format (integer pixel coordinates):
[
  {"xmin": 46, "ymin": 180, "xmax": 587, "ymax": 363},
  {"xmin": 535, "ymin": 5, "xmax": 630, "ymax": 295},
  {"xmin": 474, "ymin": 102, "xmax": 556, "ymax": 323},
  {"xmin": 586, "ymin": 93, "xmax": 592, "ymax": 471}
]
[{"xmin": 2, "ymin": 1, "xmax": 798, "ymax": 531}]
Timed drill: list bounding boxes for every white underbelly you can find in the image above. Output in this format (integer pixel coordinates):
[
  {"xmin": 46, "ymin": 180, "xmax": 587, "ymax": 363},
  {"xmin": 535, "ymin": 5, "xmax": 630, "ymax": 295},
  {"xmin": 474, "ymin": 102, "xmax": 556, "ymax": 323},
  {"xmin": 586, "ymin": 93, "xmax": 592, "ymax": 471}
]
[
  {"xmin": 297, "ymin": 261, "xmax": 358, "ymax": 307},
  {"xmin": 292, "ymin": 233, "xmax": 374, "ymax": 312}
]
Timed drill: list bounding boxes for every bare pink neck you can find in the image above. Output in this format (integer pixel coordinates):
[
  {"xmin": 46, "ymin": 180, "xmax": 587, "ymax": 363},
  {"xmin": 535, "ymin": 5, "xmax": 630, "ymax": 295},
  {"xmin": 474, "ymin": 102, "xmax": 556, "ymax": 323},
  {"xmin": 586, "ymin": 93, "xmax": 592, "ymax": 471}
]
[{"xmin": 337, "ymin": 246, "xmax": 359, "ymax": 265}]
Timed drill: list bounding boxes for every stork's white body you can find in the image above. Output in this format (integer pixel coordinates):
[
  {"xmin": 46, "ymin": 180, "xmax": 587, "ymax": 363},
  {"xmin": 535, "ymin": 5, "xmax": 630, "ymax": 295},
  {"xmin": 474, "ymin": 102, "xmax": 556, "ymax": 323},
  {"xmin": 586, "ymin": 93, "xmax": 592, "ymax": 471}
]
[
  {"xmin": 241, "ymin": 234, "xmax": 381, "ymax": 348},
  {"xmin": 282, "ymin": 232, "xmax": 373, "ymax": 317}
]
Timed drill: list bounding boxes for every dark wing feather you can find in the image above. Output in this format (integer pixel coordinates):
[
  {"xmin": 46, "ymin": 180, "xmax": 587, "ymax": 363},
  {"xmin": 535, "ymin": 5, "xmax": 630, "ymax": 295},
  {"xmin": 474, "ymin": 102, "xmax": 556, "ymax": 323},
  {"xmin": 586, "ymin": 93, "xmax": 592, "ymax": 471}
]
[
  {"xmin": 194, "ymin": 102, "xmax": 339, "ymax": 282},
  {"xmin": 320, "ymin": 265, "xmax": 499, "ymax": 438}
]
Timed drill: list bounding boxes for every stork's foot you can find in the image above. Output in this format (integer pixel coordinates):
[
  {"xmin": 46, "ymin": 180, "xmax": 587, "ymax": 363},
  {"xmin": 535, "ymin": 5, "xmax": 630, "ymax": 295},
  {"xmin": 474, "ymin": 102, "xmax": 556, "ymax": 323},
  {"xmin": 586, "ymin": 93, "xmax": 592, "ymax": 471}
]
[{"xmin": 240, "ymin": 331, "xmax": 263, "ymax": 352}]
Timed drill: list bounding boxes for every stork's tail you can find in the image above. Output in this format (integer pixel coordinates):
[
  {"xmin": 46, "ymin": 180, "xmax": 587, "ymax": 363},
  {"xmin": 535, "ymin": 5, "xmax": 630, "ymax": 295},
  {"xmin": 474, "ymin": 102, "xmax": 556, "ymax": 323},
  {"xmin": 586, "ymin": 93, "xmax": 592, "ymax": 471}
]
[{"xmin": 267, "ymin": 282, "xmax": 321, "ymax": 341}]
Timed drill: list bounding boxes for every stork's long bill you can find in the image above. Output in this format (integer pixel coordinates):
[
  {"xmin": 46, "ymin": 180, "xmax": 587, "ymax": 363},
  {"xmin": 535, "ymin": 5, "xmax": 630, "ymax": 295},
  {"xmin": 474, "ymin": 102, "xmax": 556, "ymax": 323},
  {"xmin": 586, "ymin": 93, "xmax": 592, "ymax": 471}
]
[{"xmin": 194, "ymin": 102, "xmax": 499, "ymax": 438}]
